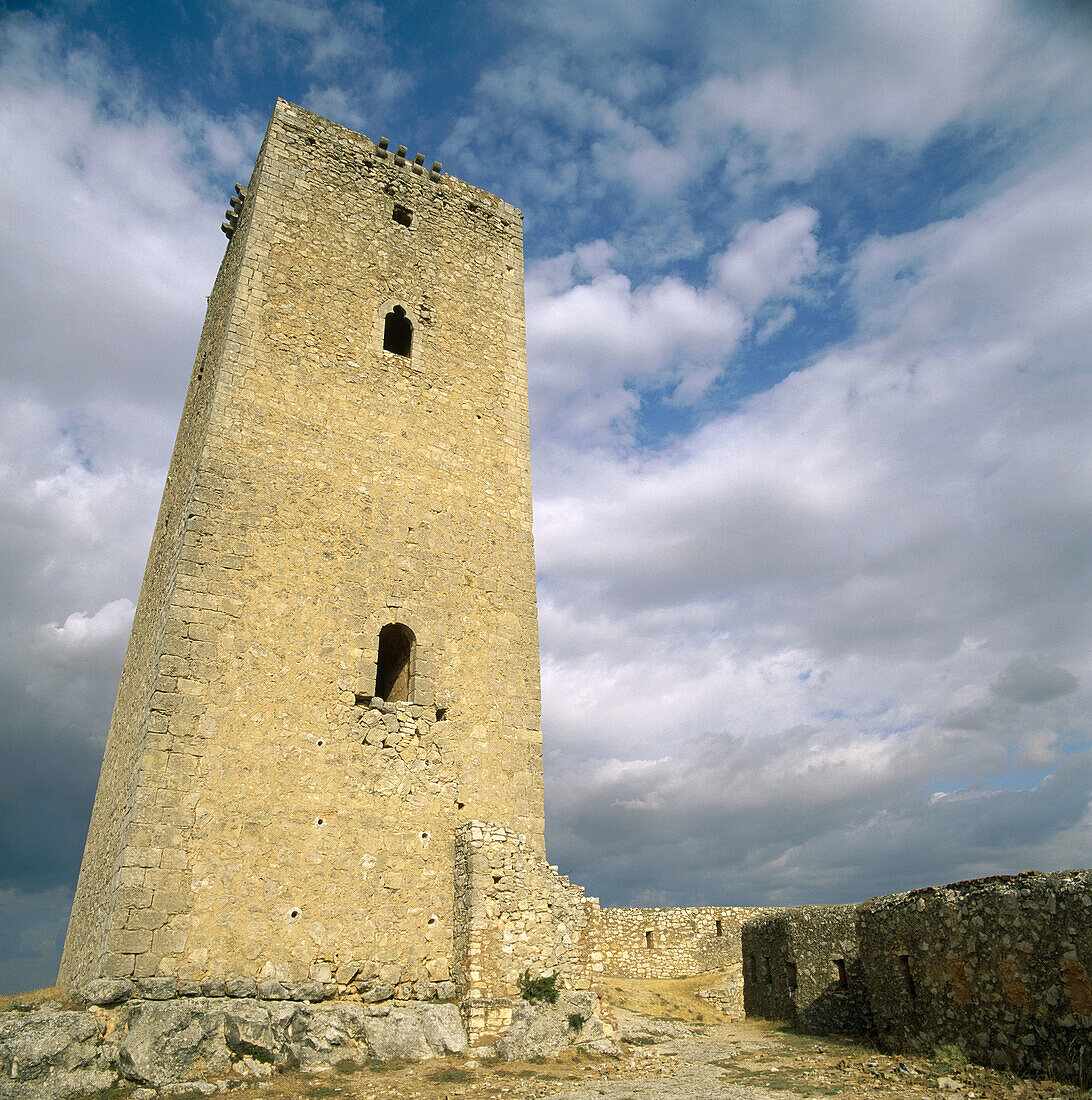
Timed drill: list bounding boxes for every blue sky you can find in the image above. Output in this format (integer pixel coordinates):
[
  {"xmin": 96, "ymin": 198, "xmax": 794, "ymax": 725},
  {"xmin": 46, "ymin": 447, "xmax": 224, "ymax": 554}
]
[{"xmin": 1, "ymin": 0, "xmax": 1089, "ymax": 993}]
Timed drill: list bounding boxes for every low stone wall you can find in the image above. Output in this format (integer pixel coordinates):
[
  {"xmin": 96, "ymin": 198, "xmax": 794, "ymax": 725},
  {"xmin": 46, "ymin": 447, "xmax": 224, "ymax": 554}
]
[
  {"xmin": 742, "ymin": 905, "xmax": 872, "ymax": 1035},
  {"xmin": 856, "ymin": 869, "xmax": 1092, "ymax": 1086}
]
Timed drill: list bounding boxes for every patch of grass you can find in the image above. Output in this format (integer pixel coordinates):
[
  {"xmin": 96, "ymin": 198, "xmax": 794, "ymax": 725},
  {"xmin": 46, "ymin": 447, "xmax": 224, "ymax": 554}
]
[
  {"xmin": 567, "ymin": 1012, "xmax": 586, "ymax": 1030},
  {"xmin": 933, "ymin": 1041, "xmax": 970, "ymax": 1074},
  {"xmin": 431, "ymin": 1066, "xmax": 473, "ymax": 1083},
  {"xmin": 0, "ymin": 985, "xmax": 70, "ymax": 1012},
  {"xmin": 334, "ymin": 1056, "xmax": 366, "ymax": 1074},
  {"xmin": 518, "ymin": 969, "xmax": 560, "ymax": 1004},
  {"xmin": 713, "ymin": 1061, "xmax": 841, "ymax": 1097}
]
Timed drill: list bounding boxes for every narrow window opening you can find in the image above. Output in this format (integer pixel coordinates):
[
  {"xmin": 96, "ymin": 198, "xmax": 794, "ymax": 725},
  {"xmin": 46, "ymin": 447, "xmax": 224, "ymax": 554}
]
[
  {"xmin": 747, "ymin": 955, "xmax": 756, "ymax": 981},
  {"xmin": 835, "ymin": 958, "xmax": 848, "ymax": 988},
  {"xmin": 762, "ymin": 955, "xmax": 773, "ymax": 987},
  {"xmin": 375, "ymin": 622, "xmax": 415, "ymax": 702},
  {"xmin": 786, "ymin": 961, "xmax": 797, "ymax": 991},
  {"xmin": 392, "ymin": 204, "xmax": 413, "ymax": 227},
  {"xmin": 898, "ymin": 954, "xmax": 917, "ymax": 999},
  {"xmin": 383, "ymin": 306, "xmax": 413, "ymax": 357},
  {"xmin": 645, "ymin": 930, "xmax": 654, "ymax": 949},
  {"xmin": 715, "ymin": 919, "xmax": 723, "ymax": 936}
]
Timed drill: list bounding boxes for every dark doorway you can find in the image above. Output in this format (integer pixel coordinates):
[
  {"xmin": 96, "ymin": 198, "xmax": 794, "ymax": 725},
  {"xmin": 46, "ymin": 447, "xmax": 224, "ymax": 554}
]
[
  {"xmin": 375, "ymin": 623, "xmax": 415, "ymax": 702},
  {"xmin": 383, "ymin": 306, "xmax": 412, "ymax": 356}
]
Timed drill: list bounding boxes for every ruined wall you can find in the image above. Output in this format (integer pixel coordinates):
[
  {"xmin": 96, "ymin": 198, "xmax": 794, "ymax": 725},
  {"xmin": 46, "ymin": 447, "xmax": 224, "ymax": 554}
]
[
  {"xmin": 61, "ymin": 100, "xmax": 543, "ymax": 989},
  {"xmin": 742, "ymin": 906, "xmax": 872, "ymax": 1035},
  {"xmin": 857, "ymin": 870, "xmax": 1092, "ymax": 1084},
  {"xmin": 453, "ymin": 822, "xmax": 596, "ymax": 1041},
  {"xmin": 592, "ymin": 906, "xmax": 770, "ymax": 980}
]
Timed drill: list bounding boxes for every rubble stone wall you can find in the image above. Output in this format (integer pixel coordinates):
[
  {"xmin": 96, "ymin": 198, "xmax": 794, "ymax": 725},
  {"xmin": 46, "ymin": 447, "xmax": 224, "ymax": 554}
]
[
  {"xmin": 742, "ymin": 905, "xmax": 872, "ymax": 1035},
  {"xmin": 856, "ymin": 869, "xmax": 1092, "ymax": 1084},
  {"xmin": 592, "ymin": 905, "xmax": 772, "ymax": 980},
  {"xmin": 453, "ymin": 822, "xmax": 595, "ymax": 1039}
]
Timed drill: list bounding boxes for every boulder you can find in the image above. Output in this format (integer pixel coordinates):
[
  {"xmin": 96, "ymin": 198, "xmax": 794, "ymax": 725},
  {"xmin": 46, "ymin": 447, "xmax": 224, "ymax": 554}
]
[
  {"xmin": 0, "ymin": 1006, "xmax": 117, "ymax": 1099},
  {"xmin": 496, "ymin": 992, "xmax": 617, "ymax": 1061},
  {"xmin": 407, "ymin": 1002, "xmax": 467, "ymax": 1055},
  {"xmin": 75, "ymin": 977, "xmax": 133, "ymax": 1006},
  {"xmin": 363, "ymin": 1006, "xmax": 437, "ymax": 1061},
  {"xmin": 117, "ymin": 999, "xmax": 231, "ymax": 1086},
  {"xmin": 283, "ymin": 1002, "xmax": 371, "ymax": 1070},
  {"xmin": 360, "ymin": 980, "xmax": 395, "ymax": 1003},
  {"xmin": 136, "ymin": 976, "xmax": 177, "ymax": 1000},
  {"xmin": 223, "ymin": 1001, "xmax": 276, "ymax": 1063}
]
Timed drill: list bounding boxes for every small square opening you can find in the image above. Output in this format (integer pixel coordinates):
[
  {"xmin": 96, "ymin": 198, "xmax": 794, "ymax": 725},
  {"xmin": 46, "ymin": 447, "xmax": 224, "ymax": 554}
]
[{"xmin": 393, "ymin": 204, "xmax": 413, "ymax": 227}]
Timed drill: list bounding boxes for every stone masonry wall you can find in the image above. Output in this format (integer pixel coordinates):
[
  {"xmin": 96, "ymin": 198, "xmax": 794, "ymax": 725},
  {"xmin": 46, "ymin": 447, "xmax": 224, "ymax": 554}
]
[
  {"xmin": 61, "ymin": 99, "xmax": 544, "ymax": 989},
  {"xmin": 857, "ymin": 870, "xmax": 1092, "ymax": 1085},
  {"xmin": 742, "ymin": 906, "xmax": 872, "ymax": 1035},
  {"xmin": 453, "ymin": 822, "xmax": 595, "ymax": 1041},
  {"xmin": 591, "ymin": 905, "xmax": 771, "ymax": 981}
]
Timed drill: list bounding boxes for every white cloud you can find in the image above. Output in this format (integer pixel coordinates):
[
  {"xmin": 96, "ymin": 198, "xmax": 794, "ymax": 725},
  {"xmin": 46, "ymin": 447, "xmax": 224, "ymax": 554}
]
[
  {"xmin": 0, "ymin": 17, "xmax": 245, "ymax": 411},
  {"xmin": 527, "ymin": 209, "xmax": 822, "ymax": 451},
  {"xmin": 711, "ymin": 207, "xmax": 820, "ymax": 311},
  {"xmin": 36, "ymin": 598, "xmax": 134, "ymax": 654},
  {"xmin": 534, "ymin": 64, "xmax": 1092, "ymax": 899}
]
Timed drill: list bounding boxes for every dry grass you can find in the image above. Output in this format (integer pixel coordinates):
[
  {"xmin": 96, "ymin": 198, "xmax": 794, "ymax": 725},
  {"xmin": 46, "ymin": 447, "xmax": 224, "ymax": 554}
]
[
  {"xmin": 0, "ymin": 985, "xmax": 72, "ymax": 1012},
  {"xmin": 597, "ymin": 969, "xmax": 732, "ymax": 1024}
]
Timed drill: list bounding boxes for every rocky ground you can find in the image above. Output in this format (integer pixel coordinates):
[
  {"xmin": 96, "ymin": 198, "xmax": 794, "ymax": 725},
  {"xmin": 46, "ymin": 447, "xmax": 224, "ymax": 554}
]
[{"xmin": 107, "ymin": 974, "xmax": 1087, "ymax": 1100}]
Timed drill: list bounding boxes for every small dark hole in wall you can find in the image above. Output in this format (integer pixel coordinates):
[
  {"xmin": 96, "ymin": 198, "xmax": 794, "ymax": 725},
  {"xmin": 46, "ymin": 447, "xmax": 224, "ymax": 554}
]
[
  {"xmin": 392, "ymin": 204, "xmax": 413, "ymax": 227},
  {"xmin": 316, "ymin": 818, "xmax": 325, "ymax": 826},
  {"xmin": 435, "ymin": 707, "xmax": 448, "ymax": 721},
  {"xmin": 715, "ymin": 919, "xmax": 723, "ymax": 936},
  {"xmin": 289, "ymin": 908, "xmax": 301, "ymax": 920},
  {"xmin": 420, "ymin": 831, "xmax": 430, "ymax": 841},
  {"xmin": 428, "ymin": 916, "xmax": 438, "ymax": 926},
  {"xmin": 355, "ymin": 694, "xmax": 371, "ymax": 707},
  {"xmin": 645, "ymin": 930, "xmax": 654, "ymax": 949},
  {"xmin": 786, "ymin": 961, "xmax": 798, "ymax": 991},
  {"xmin": 898, "ymin": 954, "xmax": 917, "ymax": 999},
  {"xmin": 493, "ymin": 874, "xmax": 502, "ymax": 884},
  {"xmin": 835, "ymin": 958, "xmax": 848, "ymax": 988},
  {"xmin": 456, "ymin": 800, "xmax": 465, "ymax": 810}
]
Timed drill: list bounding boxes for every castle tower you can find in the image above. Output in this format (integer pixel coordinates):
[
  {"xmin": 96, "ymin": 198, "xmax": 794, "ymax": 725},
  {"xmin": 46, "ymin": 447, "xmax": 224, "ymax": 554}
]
[{"xmin": 60, "ymin": 101, "xmax": 544, "ymax": 992}]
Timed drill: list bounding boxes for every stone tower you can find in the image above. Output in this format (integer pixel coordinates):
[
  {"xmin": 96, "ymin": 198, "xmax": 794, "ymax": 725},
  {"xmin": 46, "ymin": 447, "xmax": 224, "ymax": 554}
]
[{"xmin": 60, "ymin": 100, "xmax": 544, "ymax": 993}]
